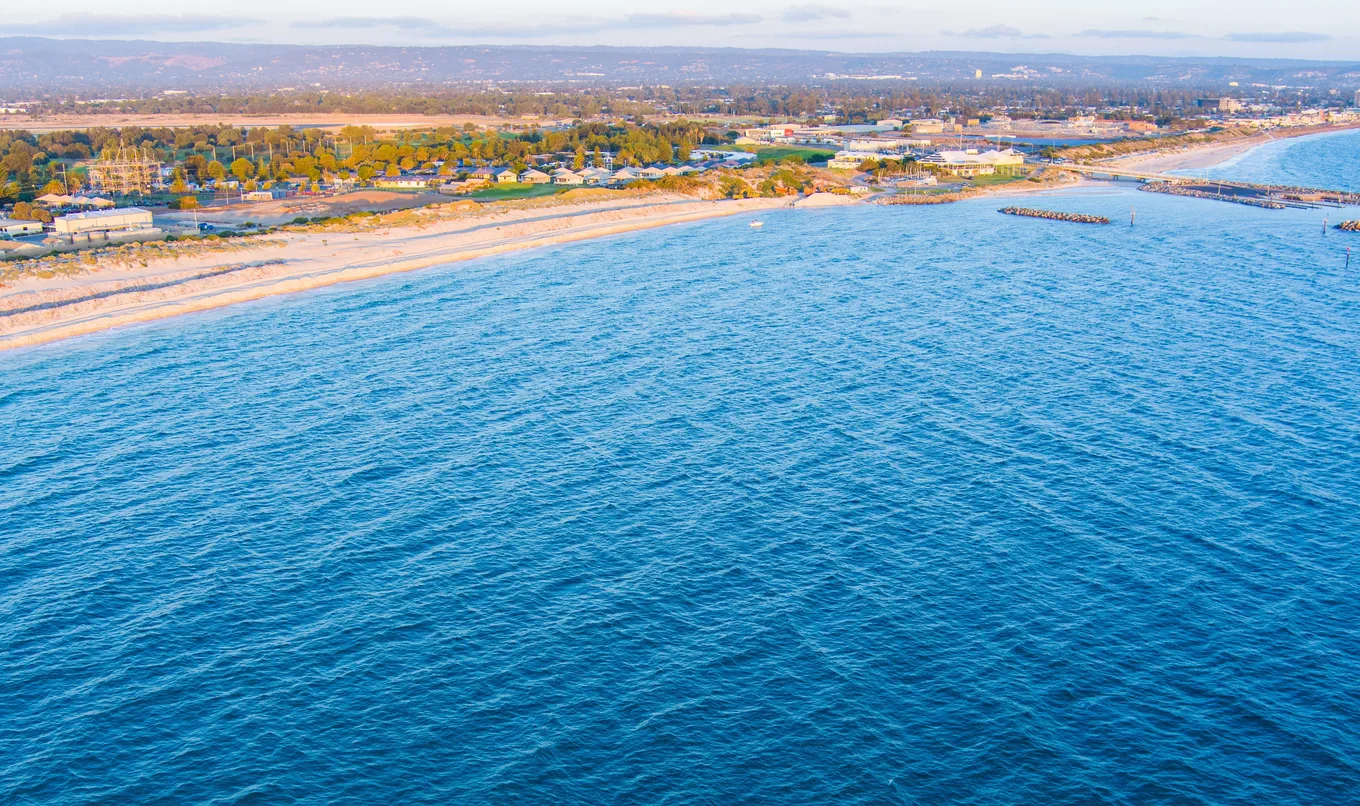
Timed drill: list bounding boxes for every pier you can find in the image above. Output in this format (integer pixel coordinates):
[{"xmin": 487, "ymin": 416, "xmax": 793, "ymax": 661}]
[{"xmin": 1052, "ymin": 163, "xmax": 1360, "ymax": 210}]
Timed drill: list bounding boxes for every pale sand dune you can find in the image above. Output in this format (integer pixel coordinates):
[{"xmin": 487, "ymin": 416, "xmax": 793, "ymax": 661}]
[{"xmin": 1, "ymin": 195, "xmax": 831, "ymax": 351}]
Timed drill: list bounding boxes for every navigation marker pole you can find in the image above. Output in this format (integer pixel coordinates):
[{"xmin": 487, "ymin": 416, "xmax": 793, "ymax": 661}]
[{"xmin": 1130, "ymin": 208, "xmax": 1135, "ymax": 227}]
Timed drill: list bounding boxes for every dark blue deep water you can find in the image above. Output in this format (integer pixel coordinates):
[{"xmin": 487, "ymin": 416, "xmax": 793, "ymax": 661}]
[{"xmin": 3, "ymin": 136, "xmax": 1360, "ymax": 804}]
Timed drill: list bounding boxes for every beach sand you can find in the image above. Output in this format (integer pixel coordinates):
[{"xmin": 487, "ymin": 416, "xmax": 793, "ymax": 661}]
[
  {"xmin": 1104, "ymin": 122, "xmax": 1360, "ymax": 174},
  {"xmin": 1, "ymin": 193, "xmax": 850, "ymax": 351}
]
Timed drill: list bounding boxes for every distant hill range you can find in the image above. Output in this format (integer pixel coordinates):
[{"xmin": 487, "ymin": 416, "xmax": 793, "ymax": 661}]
[{"xmin": 2, "ymin": 37, "xmax": 1359, "ymax": 95}]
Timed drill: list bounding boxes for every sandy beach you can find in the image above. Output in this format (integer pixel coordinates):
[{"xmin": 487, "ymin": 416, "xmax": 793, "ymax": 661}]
[
  {"xmin": 1104, "ymin": 122, "xmax": 1360, "ymax": 173},
  {"xmin": 0, "ymin": 193, "xmax": 847, "ymax": 352}
]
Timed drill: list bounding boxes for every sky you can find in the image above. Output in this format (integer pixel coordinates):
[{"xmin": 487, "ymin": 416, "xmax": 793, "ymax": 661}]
[{"xmin": 3, "ymin": 1, "xmax": 1358, "ymax": 60}]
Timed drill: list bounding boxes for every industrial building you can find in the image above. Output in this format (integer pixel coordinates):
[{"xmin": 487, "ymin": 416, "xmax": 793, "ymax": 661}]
[{"xmin": 53, "ymin": 208, "xmax": 155, "ymax": 241}]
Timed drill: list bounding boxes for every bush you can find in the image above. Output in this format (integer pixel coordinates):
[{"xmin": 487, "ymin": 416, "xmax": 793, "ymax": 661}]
[
  {"xmin": 11, "ymin": 201, "xmax": 53, "ymax": 223},
  {"xmin": 292, "ymin": 216, "xmax": 310, "ymax": 225},
  {"xmin": 169, "ymin": 196, "xmax": 198, "ymax": 210}
]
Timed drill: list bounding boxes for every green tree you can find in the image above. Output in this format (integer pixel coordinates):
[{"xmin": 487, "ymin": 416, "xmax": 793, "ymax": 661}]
[{"xmin": 230, "ymin": 158, "xmax": 254, "ymax": 183}]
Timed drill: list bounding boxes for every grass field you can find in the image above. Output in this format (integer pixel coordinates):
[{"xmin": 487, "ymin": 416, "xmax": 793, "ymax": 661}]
[
  {"xmin": 735, "ymin": 146, "xmax": 837, "ymax": 165},
  {"xmin": 967, "ymin": 172, "xmax": 1032, "ymax": 187},
  {"xmin": 466, "ymin": 183, "xmax": 566, "ymax": 201}
]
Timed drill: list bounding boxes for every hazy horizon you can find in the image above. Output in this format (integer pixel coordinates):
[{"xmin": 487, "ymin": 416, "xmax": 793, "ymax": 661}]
[{"xmin": 3, "ymin": 1, "xmax": 1358, "ymax": 60}]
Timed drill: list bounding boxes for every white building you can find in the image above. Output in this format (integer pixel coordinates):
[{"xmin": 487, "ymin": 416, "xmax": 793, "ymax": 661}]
[
  {"xmin": 0, "ymin": 217, "xmax": 45, "ymax": 237},
  {"xmin": 552, "ymin": 170, "xmax": 584, "ymax": 185},
  {"xmin": 372, "ymin": 176, "xmax": 431, "ymax": 191},
  {"xmin": 919, "ymin": 148, "xmax": 1025, "ymax": 177},
  {"xmin": 828, "ymin": 151, "xmax": 884, "ymax": 170},
  {"xmin": 844, "ymin": 138, "xmax": 908, "ymax": 154},
  {"xmin": 53, "ymin": 207, "xmax": 154, "ymax": 237},
  {"xmin": 578, "ymin": 167, "xmax": 613, "ymax": 185},
  {"xmin": 519, "ymin": 168, "xmax": 551, "ymax": 184}
]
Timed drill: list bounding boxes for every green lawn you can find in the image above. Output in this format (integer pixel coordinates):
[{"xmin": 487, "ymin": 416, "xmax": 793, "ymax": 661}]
[
  {"xmin": 967, "ymin": 172, "xmax": 1031, "ymax": 187},
  {"xmin": 466, "ymin": 183, "xmax": 565, "ymax": 201},
  {"xmin": 734, "ymin": 146, "xmax": 837, "ymax": 165}
]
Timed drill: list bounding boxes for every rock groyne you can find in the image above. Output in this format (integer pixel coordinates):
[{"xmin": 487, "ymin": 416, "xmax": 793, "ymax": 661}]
[{"xmin": 999, "ymin": 207, "xmax": 1110, "ymax": 224}]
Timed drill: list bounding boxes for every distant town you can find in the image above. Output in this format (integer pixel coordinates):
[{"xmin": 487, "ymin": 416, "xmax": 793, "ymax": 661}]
[{"xmin": 3, "ymin": 79, "xmax": 1359, "ymax": 259}]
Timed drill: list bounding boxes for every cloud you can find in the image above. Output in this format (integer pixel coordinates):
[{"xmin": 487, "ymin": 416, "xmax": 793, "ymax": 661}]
[
  {"xmin": 292, "ymin": 17, "xmax": 433, "ymax": 31},
  {"xmin": 942, "ymin": 25, "xmax": 1047, "ymax": 39},
  {"xmin": 7, "ymin": 14, "xmax": 261, "ymax": 36},
  {"xmin": 1078, "ymin": 29, "xmax": 1198, "ymax": 39},
  {"xmin": 779, "ymin": 29, "xmax": 896, "ymax": 40},
  {"xmin": 292, "ymin": 13, "xmax": 763, "ymax": 38},
  {"xmin": 618, "ymin": 13, "xmax": 763, "ymax": 28},
  {"xmin": 783, "ymin": 5, "xmax": 852, "ymax": 23},
  {"xmin": 1224, "ymin": 31, "xmax": 1330, "ymax": 43}
]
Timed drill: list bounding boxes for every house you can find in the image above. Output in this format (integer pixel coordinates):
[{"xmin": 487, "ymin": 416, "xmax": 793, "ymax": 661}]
[
  {"xmin": 552, "ymin": 170, "xmax": 584, "ymax": 185},
  {"xmin": 578, "ymin": 167, "xmax": 612, "ymax": 185},
  {"xmin": 491, "ymin": 167, "xmax": 518, "ymax": 184},
  {"xmin": 637, "ymin": 166, "xmax": 667, "ymax": 180},
  {"xmin": 828, "ymin": 151, "xmax": 883, "ymax": 170},
  {"xmin": 0, "ymin": 217, "xmax": 45, "ymax": 237},
  {"xmin": 470, "ymin": 167, "xmax": 498, "ymax": 182},
  {"xmin": 518, "ymin": 168, "xmax": 551, "ymax": 184},
  {"xmin": 373, "ymin": 176, "xmax": 430, "ymax": 191},
  {"xmin": 611, "ymin": 167, "xmax": 640, "ymax": 183}
]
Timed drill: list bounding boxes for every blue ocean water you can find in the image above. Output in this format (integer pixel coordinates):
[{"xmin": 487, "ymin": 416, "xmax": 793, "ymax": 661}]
[
  {"xmin": 1179, "ymin": 127, "xmax": 1360, "ymax": 192},
  {"xmin": 3, "ymin": 138, "xmax": 1360, "ymax": 804}
]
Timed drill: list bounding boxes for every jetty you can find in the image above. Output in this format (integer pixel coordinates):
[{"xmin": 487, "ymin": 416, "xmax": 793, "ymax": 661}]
[
  {"xmin": 1000, "ymin": 207, "xmax": 1110, "ymax": 224},
  {"xmin": 1337, "ymin": 221, "xmax": 1360, "ymax": 232},
  {"xmin": 1052, "ymin": 163, "xmax": 1360, "ymax": 210},
  {"xmin": 1138, "ymin": 183, "xmax": 1286, "ymax": 209}
]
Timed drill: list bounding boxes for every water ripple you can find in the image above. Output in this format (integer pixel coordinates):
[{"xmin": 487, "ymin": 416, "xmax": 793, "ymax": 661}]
[{"xmin": 2, "ymin": 150, "xmax": 1360, "ymax": 803}]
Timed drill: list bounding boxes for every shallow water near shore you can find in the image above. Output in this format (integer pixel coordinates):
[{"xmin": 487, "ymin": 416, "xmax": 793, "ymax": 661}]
[
  {"xmin": 1179, "ymin": 127, "xmax": 1360, "ymax": 191},
  {"xmin": 3, "ymin": 134, "xmax": 1360, "ymax": 804}
]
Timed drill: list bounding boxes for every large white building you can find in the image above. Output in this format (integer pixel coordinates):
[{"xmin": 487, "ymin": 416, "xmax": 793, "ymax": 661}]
[
  {"xmin": 919, "ymin": 148, "xmax": 1025, "ymax": 177},
  {"xmin": 53, "ymin": 207, "xmax": 154, "ymax": 236}
]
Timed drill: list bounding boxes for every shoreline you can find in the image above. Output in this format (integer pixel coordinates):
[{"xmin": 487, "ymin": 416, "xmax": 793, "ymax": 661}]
[
  {"xmin": 0, "ymin": 194, "xmax": 827, "ymax": 352},
  {"xmin": 1103, "ymin": 122, "xmax": 1360, "ymax": 174}
]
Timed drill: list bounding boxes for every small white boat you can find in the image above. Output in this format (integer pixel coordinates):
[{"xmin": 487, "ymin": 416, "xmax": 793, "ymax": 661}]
[{"xmin": 749, "ymin": 221, "xmax": 764, "ymax": 228}]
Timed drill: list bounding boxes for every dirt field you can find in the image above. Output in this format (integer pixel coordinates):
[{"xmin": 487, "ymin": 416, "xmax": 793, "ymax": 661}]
[
  {"xmin": 156, "ymin": 190, "xmax": 449, "ymax": 226},
  {"xmin": 1, "ymin": 112, "xmax": 770, "ymax": 134},
  {"xmin": 0, "ymin": 113, "xmax": 558, "ymax": 134}
]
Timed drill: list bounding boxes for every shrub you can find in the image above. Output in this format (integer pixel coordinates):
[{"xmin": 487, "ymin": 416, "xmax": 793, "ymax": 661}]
[{"xmin": 169, "ymin": 196, "xmax": 198, "ymax": 210}]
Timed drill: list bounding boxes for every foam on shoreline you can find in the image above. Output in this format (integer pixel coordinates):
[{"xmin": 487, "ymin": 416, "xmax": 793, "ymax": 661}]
[{"xmin": 0, "ymin": 195, "xmax": 839, "ymax": 352}]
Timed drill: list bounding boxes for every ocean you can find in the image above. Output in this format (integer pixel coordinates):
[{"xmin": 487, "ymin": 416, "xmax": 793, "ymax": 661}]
[{"xmin": 2, "ymin": 134, "xmax": 1359, "ymax": 804}]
